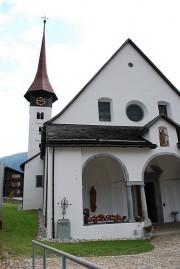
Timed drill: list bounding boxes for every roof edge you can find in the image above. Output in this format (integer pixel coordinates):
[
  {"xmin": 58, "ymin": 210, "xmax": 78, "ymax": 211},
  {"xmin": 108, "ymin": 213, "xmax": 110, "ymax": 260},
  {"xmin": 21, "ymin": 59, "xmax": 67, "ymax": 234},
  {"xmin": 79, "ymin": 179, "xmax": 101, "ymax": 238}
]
[
  {"xmin": 138, "ymin": 114, "xmax": 180, "ymax": 136},
  {"xmin": 20, "ymin": 152, "xmax": 40, "ymax": 171},
  {"xmin": 47, "ymin": 38, "xmax": 180, "ymax": 124}
]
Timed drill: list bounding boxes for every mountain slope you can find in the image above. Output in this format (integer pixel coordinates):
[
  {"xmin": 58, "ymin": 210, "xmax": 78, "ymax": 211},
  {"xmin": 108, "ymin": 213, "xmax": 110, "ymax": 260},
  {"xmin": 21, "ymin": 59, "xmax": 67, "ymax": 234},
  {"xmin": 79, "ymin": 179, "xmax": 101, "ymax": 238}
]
[{"xmin": 0, "ymin": 152, "xmax": 28, "ymax": 172}]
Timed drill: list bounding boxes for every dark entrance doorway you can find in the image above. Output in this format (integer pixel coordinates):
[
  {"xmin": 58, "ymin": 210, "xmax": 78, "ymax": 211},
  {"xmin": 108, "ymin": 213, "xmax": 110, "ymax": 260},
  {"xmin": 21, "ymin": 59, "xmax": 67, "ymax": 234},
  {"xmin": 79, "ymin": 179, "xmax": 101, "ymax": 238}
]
[{"xmin": 145, "ymin": 182, "xmax": 158, "ymax": 222}]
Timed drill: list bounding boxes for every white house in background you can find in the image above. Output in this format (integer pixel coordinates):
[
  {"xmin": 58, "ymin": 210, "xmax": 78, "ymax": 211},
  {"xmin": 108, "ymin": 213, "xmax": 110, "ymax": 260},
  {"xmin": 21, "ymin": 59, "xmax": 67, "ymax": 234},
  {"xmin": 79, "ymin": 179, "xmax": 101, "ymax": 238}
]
[{"xmin": 22, "ymin": 21, "xmax": 180, "ymax": 240}]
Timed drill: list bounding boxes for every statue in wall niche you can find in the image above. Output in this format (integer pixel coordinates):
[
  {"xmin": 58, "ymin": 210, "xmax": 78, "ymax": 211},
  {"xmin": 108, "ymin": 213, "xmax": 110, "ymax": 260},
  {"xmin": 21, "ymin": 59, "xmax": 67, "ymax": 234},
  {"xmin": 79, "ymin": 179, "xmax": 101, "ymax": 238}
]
[
  {"xmin": 90, "ymin": 186, "xmax": 97, "ymax": 212},
  {"xmin": 159, "ymin": 128, "xmax": 169, "ymax": 146}
]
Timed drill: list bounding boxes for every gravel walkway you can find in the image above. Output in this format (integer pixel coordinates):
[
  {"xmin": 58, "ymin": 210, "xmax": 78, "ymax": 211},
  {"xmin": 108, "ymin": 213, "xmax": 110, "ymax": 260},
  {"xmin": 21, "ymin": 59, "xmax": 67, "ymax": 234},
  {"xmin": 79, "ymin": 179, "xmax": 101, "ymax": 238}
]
[{"xmin": 1, "ymin": 233, "xmax": 180, "ymax": 269}]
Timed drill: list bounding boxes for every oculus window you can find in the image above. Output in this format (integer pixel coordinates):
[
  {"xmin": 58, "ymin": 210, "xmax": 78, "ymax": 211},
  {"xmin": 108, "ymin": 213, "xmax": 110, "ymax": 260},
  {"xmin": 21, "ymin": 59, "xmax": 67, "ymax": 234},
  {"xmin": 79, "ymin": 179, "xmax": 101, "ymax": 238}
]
[
  {"xmin": 126, "ymin": 104, "xmax": 143, "ymax": 122},
  {"xmin": 98, "ymin": 101, "xmax": 111, "ymax": 122}
]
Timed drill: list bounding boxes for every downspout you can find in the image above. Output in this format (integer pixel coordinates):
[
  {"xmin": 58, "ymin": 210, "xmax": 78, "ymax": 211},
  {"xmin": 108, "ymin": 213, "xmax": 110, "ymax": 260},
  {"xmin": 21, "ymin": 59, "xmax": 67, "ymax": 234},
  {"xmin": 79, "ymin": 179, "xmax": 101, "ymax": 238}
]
[
  {"xmin": 45, "ymin": 149, "xmax": 48, "ymax": 227},
  {"xmin": 52, "ymin": 147, "xmax": 55, "ymax": 239}
]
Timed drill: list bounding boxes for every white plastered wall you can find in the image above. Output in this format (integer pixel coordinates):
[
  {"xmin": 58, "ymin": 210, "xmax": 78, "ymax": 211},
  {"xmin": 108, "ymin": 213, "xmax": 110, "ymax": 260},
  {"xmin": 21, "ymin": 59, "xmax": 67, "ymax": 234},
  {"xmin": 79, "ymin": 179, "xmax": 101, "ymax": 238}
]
[
  {"xmin": 23, "ymin": 155, "xmax": 44, "ymax": 210},
  {"xmin": 46, "ymin": 146, "xmax": 153, "ymax": 240},
  {"xmin": 28, "ymin": 106, "xmax": 52, "ymax": 158},
  {"xmin": 53, "ymin": 43, "xmax": 180, "ymax": 126}
]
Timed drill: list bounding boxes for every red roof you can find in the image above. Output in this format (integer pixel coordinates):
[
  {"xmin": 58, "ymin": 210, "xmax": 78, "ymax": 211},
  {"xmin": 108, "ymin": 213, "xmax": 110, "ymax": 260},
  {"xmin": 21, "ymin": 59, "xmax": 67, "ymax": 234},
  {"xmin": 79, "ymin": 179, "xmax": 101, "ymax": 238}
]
[{"xmin": 24, "ymin": 21, "xmax": 57, "ymax": 102}]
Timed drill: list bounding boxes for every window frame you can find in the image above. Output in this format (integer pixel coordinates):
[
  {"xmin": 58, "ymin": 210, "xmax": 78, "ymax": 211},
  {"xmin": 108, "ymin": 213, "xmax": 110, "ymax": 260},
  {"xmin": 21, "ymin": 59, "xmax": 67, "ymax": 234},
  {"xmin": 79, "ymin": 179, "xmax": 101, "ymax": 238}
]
[
  {"xmin": 126, "ymin": 104, "xmax": 144, "ymax": 122},
  {"xmin": 36, "ymin": 175, "xmax": 44, "ymax": 188},
  {"xmin": 98, "ymin": 98, "xmax": 112, "ymax": 122},
  {"xmin": 158, "ymin": 104, "xmax": 167, "ymax": 116}
]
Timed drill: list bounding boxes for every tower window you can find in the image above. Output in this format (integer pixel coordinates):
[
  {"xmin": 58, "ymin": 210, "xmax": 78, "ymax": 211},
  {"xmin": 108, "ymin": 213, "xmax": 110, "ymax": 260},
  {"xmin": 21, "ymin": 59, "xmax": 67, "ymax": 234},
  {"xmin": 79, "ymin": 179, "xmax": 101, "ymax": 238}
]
[
  {"xmin": 40, "ymin": 112, "xmax": 44, "ymax": 119},
  {"xmin": 98, "ymin": 101, "xmax": 111, "ymax": 122},
  {"xmin": 39, "ymin": 126, "xmax": 42, "ymax": 133},
  {"xmin": 158, "ymin": 105, "xmax": 167, "ymax": 116},
  {"xmin": 37, "ymin": 112, "xmax": 44, "ymax": 119},
  {"xmin": 37, "ymin": 112, "xmax": 40, "ymax": 119}
]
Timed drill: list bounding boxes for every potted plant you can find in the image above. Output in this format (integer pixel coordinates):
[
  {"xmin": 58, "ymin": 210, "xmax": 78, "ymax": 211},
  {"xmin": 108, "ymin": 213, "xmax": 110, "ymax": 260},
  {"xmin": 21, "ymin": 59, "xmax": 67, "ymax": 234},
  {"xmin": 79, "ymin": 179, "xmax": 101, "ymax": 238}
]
[
  {"xmin": 144, "ymin": 225, "xmax": 154, "ymax": 232},
  {"xmin": 143, "ymin": 225, "xmax": 154, "ymax": 239},
  {"xmin": 136, "ymin": 216, "xmax": 144, "ymax": 222}
]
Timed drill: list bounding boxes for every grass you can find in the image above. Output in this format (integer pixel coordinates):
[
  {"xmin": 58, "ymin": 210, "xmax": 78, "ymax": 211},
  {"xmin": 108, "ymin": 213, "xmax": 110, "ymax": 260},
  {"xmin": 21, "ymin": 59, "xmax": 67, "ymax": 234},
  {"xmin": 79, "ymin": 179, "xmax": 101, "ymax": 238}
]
[
  {"xmin": 46, "ymin": 239, "xmax": 153, "ymax": 257},
  {"xmin": 0, "ymin": 203, "xmax": 154, "ymax": 258},
  {"xmin": 0, "ymin": 203, "xmax": 38, "ymax": 257}
]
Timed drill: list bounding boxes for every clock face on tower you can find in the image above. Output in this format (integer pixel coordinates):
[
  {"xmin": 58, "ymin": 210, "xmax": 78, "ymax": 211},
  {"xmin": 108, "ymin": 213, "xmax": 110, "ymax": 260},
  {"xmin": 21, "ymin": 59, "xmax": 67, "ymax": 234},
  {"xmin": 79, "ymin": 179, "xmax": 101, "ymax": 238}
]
[{"xmin": 36, "ymin": 97, "xmax": 46, "ymax": 106}]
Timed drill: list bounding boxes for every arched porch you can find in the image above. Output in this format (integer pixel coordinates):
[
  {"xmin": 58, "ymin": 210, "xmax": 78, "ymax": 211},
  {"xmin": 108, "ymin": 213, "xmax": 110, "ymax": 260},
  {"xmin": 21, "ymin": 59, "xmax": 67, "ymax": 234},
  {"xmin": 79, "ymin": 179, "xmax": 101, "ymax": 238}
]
[
  {"xmin": 144, "ymin": 153, "xmax": 180, "ymax": 223},
  {"xmin": 82, "ymin": 155, "xmax": 129, "ymax": 223}
]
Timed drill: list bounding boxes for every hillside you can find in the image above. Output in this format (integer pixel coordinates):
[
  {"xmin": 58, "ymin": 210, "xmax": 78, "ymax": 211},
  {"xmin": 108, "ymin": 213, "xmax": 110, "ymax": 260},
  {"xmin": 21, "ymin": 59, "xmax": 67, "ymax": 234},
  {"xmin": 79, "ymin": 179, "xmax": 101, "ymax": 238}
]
[{"xmin": 0, "ymin": 152, "xmax": 28, "ymax": 172}]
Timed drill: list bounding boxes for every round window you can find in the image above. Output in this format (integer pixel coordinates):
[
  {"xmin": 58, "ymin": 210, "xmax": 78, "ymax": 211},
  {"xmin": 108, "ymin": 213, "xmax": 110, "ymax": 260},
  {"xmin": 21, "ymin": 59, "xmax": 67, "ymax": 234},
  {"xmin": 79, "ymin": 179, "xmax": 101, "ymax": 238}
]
[{"xmin": 126, "ymin": 104, "xmax": 144, "ymax": 122}]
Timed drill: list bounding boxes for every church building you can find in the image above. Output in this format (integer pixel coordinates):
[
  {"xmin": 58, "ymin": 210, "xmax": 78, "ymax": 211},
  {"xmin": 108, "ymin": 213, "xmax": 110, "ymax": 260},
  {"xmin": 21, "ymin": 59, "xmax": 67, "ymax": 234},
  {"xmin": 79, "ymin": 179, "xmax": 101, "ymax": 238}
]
[{"xmin": 22, "ymin": 21, "xmax": 180, "ymax": 240}]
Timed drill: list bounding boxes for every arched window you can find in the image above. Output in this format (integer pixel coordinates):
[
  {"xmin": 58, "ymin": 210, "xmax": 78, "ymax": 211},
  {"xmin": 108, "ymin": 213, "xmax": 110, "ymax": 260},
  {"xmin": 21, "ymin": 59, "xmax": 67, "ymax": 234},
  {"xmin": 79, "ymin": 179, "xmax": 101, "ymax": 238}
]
[
  {"xmin": 159, "ymin": 127, "xmax": 169, "ymax": 147},
  {"xmin": 37, "ymin": 112, "xmax": 40, "ymax": 119},
  {"xmin": 40, "ymin": 112, "xmax": 44, "ymax": 119},
  {"xmin": 98, "ymin": 98, "xmax": 112, "ymax": 122},
  {"xmin": 158, "ymin": 101, "xmax": 170, "ymax": 117}
]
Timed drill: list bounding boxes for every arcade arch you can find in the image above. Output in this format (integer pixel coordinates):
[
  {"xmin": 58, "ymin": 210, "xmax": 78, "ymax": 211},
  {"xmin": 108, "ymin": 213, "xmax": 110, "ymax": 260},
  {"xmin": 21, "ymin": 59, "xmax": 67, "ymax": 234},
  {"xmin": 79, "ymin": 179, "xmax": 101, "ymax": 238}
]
[
  {"xmin": 82, "ymin": 155, "xmax": 128, "ymax": 217},
  {"xmin": 143, "ymin": 153, "xmax": 180, "ymax": 223}
]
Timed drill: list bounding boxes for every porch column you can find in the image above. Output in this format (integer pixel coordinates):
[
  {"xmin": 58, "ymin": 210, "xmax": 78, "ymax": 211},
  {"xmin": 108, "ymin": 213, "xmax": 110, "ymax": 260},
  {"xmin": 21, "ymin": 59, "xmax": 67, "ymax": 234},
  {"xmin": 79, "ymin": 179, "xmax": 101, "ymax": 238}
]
[
  {"xmin": 140, "ymin": 185, "xmax": 150, "ymax": 224},
  {"xmin": 127, "ymin": 185, "xmax": 135, "ymax": 222}
]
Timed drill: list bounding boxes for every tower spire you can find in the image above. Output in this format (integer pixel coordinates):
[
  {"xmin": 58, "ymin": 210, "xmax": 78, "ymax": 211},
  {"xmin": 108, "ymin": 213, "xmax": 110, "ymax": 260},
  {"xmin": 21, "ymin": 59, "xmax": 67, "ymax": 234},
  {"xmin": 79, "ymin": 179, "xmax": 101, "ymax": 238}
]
[{"xmin": 24, "ymin": 20, "xmax": 57, "ymax": 102}]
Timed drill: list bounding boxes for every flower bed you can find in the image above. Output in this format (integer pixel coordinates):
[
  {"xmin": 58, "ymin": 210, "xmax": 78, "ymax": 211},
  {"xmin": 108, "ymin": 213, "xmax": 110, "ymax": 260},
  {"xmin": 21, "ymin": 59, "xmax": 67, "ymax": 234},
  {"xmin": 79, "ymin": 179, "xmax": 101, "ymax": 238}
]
[{"xmin": 87, "ymin": 214, "xmax": 127, "ymax": 224}]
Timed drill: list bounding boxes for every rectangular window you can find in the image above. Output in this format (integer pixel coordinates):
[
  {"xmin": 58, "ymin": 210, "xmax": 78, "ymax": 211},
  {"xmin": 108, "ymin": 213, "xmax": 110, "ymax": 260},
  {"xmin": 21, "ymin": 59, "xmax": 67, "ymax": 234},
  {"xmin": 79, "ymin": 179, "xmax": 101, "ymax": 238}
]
[
  {"xmin": 12, "ymin": 174, "xmax": 21, "ymax": 179},
  {"xmin": 158, "ymin": 105, "xmax": 167, "ymax": 116},
  {"xmin": 98, "ymin": 102, "xmax": 111, "ymax": 121},
  {"xmin": 36, "ymin": 175, "xmax": 44, "ymax": 188}
]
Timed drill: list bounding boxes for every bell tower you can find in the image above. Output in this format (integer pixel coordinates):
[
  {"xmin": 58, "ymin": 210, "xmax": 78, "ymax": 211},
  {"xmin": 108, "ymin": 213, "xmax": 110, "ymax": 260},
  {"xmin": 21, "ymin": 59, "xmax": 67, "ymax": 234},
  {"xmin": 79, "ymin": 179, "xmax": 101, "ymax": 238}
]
[{"xmin": 24, "ymin": 19, "xmax": 57, "ymax": 158}]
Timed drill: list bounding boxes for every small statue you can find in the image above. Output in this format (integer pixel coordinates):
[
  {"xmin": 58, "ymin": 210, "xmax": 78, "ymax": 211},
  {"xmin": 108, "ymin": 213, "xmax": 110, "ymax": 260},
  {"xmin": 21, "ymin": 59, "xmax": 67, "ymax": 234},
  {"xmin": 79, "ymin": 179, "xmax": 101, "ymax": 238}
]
[
  {"xmin": 159, "ymin": 128, "xmax": 168, "ymax": 146},
  {"xmin": 90, "ymin": 186, "xmax": 97, "ymax": 212},
  {"xmin": 83, "ymin": 208, "xmax": 90, "ymax": 224}
]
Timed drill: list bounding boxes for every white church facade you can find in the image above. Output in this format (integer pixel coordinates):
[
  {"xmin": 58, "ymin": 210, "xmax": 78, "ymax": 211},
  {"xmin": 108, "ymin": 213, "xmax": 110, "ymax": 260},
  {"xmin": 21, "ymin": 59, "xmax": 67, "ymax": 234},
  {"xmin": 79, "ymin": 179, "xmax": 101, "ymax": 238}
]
[{"xmin": 22, "ymin": 21, "xmax": 180, "ymax": 240}]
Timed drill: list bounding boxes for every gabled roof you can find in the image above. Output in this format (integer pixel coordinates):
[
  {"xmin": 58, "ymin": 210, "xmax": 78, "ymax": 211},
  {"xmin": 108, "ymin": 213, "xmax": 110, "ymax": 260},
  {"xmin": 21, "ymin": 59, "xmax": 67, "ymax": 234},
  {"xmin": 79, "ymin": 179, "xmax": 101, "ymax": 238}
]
[
  {"xmin": 138, "ymin": 114, "xmax": 180, "ymax": 136},
  {"xmin": 46, "ymin": 38, "xmax": 180, "ymax": 124},
  {"xmin": 4, "ymin": 166, "xmax": 24, "ymax": 175},
  {"xmin": 41, "ymin": 123, "xmax": 157, "ymax": 155},
  {"xmin": 24, "ymin": 20, "xmax": 57, "ymax": 103},
  {"xmin": 20, "ymin": 153, "xmax": 40, "ymax": 171}
]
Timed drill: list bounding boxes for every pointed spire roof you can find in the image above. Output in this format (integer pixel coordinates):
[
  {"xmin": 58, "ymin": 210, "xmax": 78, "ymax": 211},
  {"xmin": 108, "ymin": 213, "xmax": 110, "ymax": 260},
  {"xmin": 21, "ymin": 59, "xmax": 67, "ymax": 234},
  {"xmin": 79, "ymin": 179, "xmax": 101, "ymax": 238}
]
[{"xmin": 24, "ymin": 20, "xmax": 57, "ymax": 102}]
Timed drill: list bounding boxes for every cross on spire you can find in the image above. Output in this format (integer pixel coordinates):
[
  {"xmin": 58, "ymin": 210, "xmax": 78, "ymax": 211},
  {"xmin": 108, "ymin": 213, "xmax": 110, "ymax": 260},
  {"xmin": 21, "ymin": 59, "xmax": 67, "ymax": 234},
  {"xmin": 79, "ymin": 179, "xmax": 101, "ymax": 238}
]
[{"xmin": 41, "ymin": 15, "xmax": 48, "ymax": 24}]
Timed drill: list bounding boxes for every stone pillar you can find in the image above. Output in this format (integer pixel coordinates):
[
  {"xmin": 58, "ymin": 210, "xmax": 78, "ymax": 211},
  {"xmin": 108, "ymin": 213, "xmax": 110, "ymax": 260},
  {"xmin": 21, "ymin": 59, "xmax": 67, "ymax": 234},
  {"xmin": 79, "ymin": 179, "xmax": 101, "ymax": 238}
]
[
  {"xmin": 140, "ymin": 185, "xmax": 151, "ymax": 225},
  {"xmin": 127, "ymin": 185, "xmax": 135, "ymax": 222}
]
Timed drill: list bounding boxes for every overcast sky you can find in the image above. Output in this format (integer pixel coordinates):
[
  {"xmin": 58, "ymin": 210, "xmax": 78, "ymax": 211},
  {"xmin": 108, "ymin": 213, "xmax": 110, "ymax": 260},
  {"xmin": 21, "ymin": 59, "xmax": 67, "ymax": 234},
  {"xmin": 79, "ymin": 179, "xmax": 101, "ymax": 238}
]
[{"xmin": 0, "ymin": 0, "xmax": 180, "ymax": 157}]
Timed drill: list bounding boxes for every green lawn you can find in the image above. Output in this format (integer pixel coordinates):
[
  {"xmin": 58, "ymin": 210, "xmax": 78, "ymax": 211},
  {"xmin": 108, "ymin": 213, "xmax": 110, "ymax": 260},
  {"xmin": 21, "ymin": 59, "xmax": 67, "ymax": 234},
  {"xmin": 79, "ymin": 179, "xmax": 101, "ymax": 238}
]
[
  {"xmin": 0, "ymin": 203, "xmax": 38, "ymax": 256},
  {"xmin": 0, "ymin": 203, "xmax": 154, "ymax": 257}
]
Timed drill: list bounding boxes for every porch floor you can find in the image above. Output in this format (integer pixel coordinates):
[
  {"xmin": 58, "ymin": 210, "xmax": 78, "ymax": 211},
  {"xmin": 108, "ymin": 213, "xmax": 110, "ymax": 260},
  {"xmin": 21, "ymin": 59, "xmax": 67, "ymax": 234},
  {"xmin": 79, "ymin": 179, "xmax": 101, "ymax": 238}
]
[{"xmin": 152, "ymin": 221, "xmax": 180, "ymax": 236}]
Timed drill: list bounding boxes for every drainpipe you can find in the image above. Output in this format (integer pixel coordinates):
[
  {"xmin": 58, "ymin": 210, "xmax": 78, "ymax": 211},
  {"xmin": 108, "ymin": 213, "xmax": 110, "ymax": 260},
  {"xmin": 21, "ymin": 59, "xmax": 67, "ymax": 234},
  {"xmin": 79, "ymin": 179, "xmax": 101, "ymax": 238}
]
[{"xmin": 52, "ymin": 147, "xmax": 55, "ymax": 239}]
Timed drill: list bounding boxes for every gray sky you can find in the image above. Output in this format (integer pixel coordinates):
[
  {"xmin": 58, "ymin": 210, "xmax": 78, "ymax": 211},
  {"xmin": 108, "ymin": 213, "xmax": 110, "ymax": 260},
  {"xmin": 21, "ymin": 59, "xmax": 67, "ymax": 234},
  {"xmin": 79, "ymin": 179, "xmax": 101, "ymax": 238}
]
[{"xmin": 0, "ymin": 0, "xmax": 180, "ymax": 157}]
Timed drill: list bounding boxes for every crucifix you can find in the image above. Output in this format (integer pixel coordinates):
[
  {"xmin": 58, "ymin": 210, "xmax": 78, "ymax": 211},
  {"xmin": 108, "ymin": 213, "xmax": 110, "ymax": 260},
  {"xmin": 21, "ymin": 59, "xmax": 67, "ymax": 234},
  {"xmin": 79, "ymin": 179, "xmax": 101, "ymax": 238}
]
[
  {"xmin": 41, "ymin": 15, "xmax": 48, "ymax": 24},
  {"xmin": 58, "ymin": 197, "xmax": 71, "ymax": 219}
]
